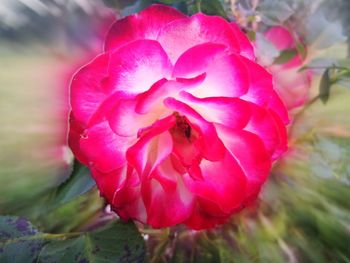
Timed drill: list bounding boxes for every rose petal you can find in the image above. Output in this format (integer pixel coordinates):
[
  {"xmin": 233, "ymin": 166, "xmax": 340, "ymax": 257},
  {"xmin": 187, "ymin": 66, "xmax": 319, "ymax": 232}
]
[
  {"xmin": 179, "ymin": 91, "xmax": 251, "ymax": 129},
  {"xmin": 157, "ymin": 13, "xmax": 245, "ymax": 62},
  {"xmin": 90, "ymin": 166, "xmax": 127, "ymax": 201},
  {"xmin": 126, "ymin": 115, "xmax": 176, "ymax": 176},
  {"xmin": 184, "ymin": 150, "xmax": 247, "ymax": 214},
  {"xmin": 244, "ymin": 105, "xmax": 287, "ymax": 160},
  {"xmin": 164, "ymin": 97, "xmax": 226, "ymax": 161},
  {"xmin": 135, "ymin": 74, "xmax": 205, "ymax": 115},
  {"xmin": 141, "ymin": 166, "xmax": 195, "ymax": 228},
  {"xmin": 239, "ymin": 55, "xmax": 274, "ymax": 107},
  {"xmin": 185, "ymin": 208, "xmax": 229, "ymax": 230},
  {"xmin": 268, "ymin": 90, "xmax": 289, "ymax": 124},
  {"xmin": 230, "ymin": 22, "xmax": 255, "ymax": 60},
  {"xmin": 265, "ymin": 26, "xmax": 295, "ymax": 50},
  {"xmin": 70, "ymin": 53, "xmax": 110, "ymax": 124},
  {"xmin": 78, "ymin": 121, "xmax": 133, "ymax": 172},
  {"xmin": 108, "ymin": 39, "xmax": 172, "ymax": 94},
  {"xmin": 105, "ymin": 4, "xmax": 186, "ymax": 51},
  {"xmin": 173, "ymin": 43, "xmax": 249, "ymax": 98},
  {"xmin": 111, "ymin": 167, "xmax": 147, "ymax": 224},
  {"xmin": 108, "ymin": 98, "xmax": 155, "ymax": 138},
  {"xmin": 270, "ymin": 65, "xmax": 312, "ymax": 110},
  {"xmin": 215, "ymin": 125, "xmax": 271, "ymax": 199},
  {"xmin": 68, "ymin": 113, "xmax": 89, "ymax": 165}
]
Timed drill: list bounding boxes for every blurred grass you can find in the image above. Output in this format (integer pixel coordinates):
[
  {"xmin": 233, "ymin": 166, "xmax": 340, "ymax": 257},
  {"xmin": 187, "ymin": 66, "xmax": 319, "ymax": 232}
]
[{"xmin": 0, "ymin": 46, "xmax": 70, "ymax": 211}]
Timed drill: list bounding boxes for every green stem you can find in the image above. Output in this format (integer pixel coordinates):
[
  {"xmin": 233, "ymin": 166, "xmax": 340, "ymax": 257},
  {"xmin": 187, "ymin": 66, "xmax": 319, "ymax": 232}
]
[
  {"xmin": 302, "ymin": 65, "xmax": 349, "ymax": 71},
  {"xmin": 0, "ymin": 231, "xmax": 83, "ymax": 246},
  {"xmin": 196, "ymin": 0, "xmax": 202, "ymax": 12}
]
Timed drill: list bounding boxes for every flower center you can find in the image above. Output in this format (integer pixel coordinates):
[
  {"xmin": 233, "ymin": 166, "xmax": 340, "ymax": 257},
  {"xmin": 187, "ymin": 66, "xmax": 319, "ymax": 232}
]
[
  {"xmin": 170, "ymin": 112, "xmax": 192, "ymax": 140},
  {"xmin": 169, "ymin": 112, "xmax": 202, "ymax": 169}
]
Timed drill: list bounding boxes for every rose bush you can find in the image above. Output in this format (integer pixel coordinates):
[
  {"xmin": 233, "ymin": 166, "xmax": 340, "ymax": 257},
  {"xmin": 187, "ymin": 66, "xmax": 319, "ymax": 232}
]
[
  {"xmin": 68, "ymin": 4, "xmax": 288, "ymax": 229},
  {"xmin": 259, "ymin": 26, "xmax": 312, "ymax": 110}
]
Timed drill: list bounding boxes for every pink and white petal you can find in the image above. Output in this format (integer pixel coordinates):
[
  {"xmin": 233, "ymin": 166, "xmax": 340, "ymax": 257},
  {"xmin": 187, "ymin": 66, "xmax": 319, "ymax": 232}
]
[
  {"xmin": 68, "ymin": 114, "xmax": 89, "ymax": 165},
  {"xmin": 215, "ymin": 125, "xmax": 271, "ymax": 199},
  {"xmin": 172, "ymin": 43, "xmax": 227, "ymax": 78},
  {"xmin": 70, "ymin": 53, "xmax": 111, "ymax": 124},
  {"xmin": 108, "ymin": 98, "xmax": 152, "ymax": 138},
  {"xmin": 111, "ymin": 167, "xmax": 147, "ymax": 224},
  {"xmin": 179, "ymin": 91, "xmax": 251, "ymax": 130},
  {"xmin": 87, "ymin": 90, "xmax": 133, "ymax": 127},
  {"xmin": 164, "ymin": 97, "xmax": 226, "ymax": 161},
  {"xmin": 230, "ymin": 22, "xmax": 255, "ymax": 60},
  {"xmin": 78, "ymin": 121, "xmax": 133, "ymax": 173},
  {"xmin": 173, "ymin": 43, "xmax": 249, "ymax": 98},
  {"xmin": 108, "ymin": 39, "xmax": 172, "ymax": 94},
  {"xmin": 239, "ymin": 55, "xmax": 274, "ymax": 107},
  {"xmin": 184, "ymin": 150, "xmax": 247, "ymax": 214},
  {"xmin": 171, "ymin": 121, "xmax": 202, "ymax": 168},
  {"xmin": 148, "ymin": 157, "xmax": 178, "ymax": 192},
  {"xmin": 135, "ymin": 74, "xmax": 205, "ymax": 115},
  {"xmin": 244, "ymin": 105, "xmax": 287, "ymax": 160},
  {"xmin": 268, "ymin": 90, "xmax": 289, "ymax": 124},
  {"xmin": 115, "ymin": 193, "xmax": 147, "ymax": 224},
  {"xmin": 126, "ymin": 115, "xmax": 176, "ymax": 176},
  {"xmin": 268, "ymin": 110, "xmax": 288, "ymax": 160},
  {"xmin": 105, "ymin": 4, "xmax": 186, "ymax": 51},
  {"xmin": 265, "ymin": 26, "xmax": 295, "ymax": 51},
  {"xmin": 157, "ymin": 13, "xmax": 242, "ymax": 63},
  {"xmin": 271, "ymin": 65, "xmax": 311, "ymax": 110},
  {"xmin": 90, "ymin": 165, "xmax": 127, "ymax": 202},
  {"xmin": 141, "ymin": 161, "xmax": 195, "ymax": 228}
]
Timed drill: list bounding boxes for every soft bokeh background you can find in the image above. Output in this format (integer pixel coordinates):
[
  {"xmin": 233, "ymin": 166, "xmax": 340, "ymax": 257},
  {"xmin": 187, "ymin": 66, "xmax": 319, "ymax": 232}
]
[
  {"xmin": 0, "ymin": 0, "xmax": 349, "ymax": 262},
  {"xmin": 0, "ymin": 0, "xmax": 114, "ymax": 210}
]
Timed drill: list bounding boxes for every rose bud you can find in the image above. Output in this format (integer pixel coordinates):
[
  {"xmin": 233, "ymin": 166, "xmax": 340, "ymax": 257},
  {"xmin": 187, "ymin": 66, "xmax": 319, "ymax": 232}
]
[{"xmin": 257, "ymin": 26, "xmax": 312, "ymax": 110}]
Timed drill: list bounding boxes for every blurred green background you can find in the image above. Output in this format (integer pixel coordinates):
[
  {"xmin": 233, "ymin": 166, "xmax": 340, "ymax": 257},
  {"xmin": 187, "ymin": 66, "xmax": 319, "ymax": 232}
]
[{"xmin": 0, "ymin": 0, "xmax": 349, "ymax": 262}]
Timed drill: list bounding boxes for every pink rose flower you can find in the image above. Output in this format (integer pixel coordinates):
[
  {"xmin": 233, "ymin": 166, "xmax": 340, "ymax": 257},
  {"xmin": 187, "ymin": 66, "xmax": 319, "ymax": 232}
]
[
  {"xmin": 68, "ymin": 4, "xmax": 288, "ymax": 229},
  {"xmin": 263, "ymin": 26, "xmax": 312, "ymax": 110}
]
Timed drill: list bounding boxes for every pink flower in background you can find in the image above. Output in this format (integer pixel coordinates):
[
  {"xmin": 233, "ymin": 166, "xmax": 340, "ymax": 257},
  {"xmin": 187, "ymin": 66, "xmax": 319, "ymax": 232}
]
[
  {"xmin": 69, "ymin": 4, "xmax": 288, "ymax": 229},
  {"xmin": 263, "ymin": 26, "xmax": 312, "ymax": 110}
]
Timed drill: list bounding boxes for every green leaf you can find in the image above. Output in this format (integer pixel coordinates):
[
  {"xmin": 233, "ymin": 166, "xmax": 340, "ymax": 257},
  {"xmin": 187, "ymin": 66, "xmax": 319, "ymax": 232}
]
[
  {"xmin": 185, "ymin": 0, "xmax": 227, "ymax": 17},
  {"xmin": 336, "ymin": 69, "xmax": 350, "ymax": 88},
  {"xmin": 0, "ymin": 216, "xmax": 147, "ymax": 263},
  {"xmin": 102, "ymin": 0, "xmax": 139, "ymax": 9},
  {"xmin": 197, "ymin": 0, "xmax": 227, "ymax": 18},
  {"xmin": 155, "ymin": 0, "xmax": 184, "ymax": 4},
  {"xmin": 0, "ymin": 216, "xmax": 46, "ymax": 263},
  {"xmin": 37, "ymin": 221, "xmax": 146, "ymax": 263},
  {"xmin": 273, "ymin": 49, "xmax": 297, "ymax": 64},
  {"xmin": 50, "ymin": 160, "xmax": 95, "ymax": 207},
  {"xmin": 319, "ymin": 69, "xmax": 331, "ymax": 104},
  {"xmin": 296, "ymin": 42, "xmax": 307, "ymax": 61}
]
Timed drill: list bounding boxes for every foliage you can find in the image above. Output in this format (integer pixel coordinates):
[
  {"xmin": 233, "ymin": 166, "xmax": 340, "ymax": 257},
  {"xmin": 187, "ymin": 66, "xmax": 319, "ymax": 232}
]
[
  {"xmin": 0, "ymin": 0, "xmax": 350, "ymax": 262},
  {"xmin": 0, "ymin": 216, "xmax": 146, "ymax": 263},
  {"xmin": 103, "ymin": 0, "xmax": 227, "ymax": 17}
]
